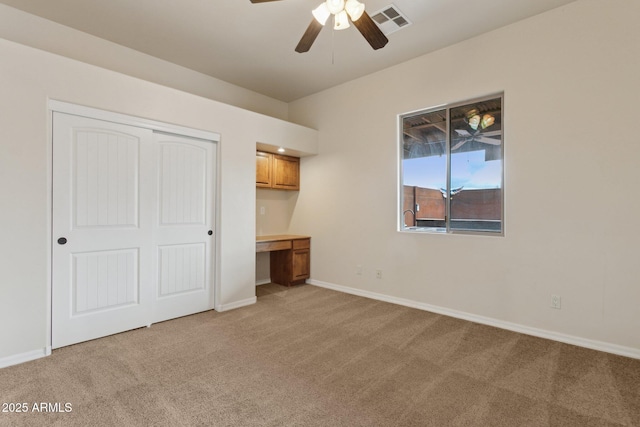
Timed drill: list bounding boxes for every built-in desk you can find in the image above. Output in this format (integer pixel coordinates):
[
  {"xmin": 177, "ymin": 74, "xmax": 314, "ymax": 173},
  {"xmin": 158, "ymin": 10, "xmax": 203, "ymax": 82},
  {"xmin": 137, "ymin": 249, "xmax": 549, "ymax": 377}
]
[{"xmin": 256, "ymin": 235, "xmax": 310, "ymax": 287}]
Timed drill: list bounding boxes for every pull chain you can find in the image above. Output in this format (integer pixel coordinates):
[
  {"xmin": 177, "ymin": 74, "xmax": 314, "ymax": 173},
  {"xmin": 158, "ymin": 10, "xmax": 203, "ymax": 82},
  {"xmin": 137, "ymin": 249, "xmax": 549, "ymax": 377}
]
[{"xmin": 331, "ymin": 28, "xmax": 335, "ymax": 65}]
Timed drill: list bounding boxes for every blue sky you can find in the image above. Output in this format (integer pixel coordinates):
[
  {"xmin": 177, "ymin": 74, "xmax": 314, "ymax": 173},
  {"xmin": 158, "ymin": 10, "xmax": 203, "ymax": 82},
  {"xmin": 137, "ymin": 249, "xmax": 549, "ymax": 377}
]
[{"xmin": 403, "ymin": 150, "xmax": 501, "ymax": 190}]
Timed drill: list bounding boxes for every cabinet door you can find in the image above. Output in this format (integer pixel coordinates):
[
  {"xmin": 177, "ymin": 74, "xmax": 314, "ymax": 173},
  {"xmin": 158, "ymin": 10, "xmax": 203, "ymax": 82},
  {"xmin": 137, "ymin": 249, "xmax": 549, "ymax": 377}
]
[
  {"xmin": 272, "ymin": 154, "xmax": 300, "ymax": 190},
  {"xmin": 256, "ymin": 151, "xmax": 272, "ymax": 188},
  {"xmin": 291, "ymin": 239, "xmax": 311, "ymax": 281},
  {"xmin": 292, "ymin": 248, "xmax": 310, "ymax": 280}
]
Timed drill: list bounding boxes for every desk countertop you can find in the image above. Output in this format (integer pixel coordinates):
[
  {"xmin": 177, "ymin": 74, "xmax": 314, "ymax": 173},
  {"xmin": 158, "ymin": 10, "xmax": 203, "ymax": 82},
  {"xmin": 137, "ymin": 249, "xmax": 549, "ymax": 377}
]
[{"xmin": 256, "ymin": 234, "xmax": 310, "ymax": 243}]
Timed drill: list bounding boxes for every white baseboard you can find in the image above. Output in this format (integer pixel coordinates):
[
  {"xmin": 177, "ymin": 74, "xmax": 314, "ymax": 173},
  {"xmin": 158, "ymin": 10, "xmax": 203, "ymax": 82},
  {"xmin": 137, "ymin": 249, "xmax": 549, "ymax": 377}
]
[
  {"xmin": 215, "ymin": 296, "xmax": 257, "ymax": 312},
  {"xmin": 308, "ymin": 279, "xmax": 640, "ymax": 360},
  {"xmin": 255, "ymin": 279, "xmax": 270, "ymax": 286},
  {"xmin": 0, "ymin": 347, "xmax": 49, "ymax": 369}
]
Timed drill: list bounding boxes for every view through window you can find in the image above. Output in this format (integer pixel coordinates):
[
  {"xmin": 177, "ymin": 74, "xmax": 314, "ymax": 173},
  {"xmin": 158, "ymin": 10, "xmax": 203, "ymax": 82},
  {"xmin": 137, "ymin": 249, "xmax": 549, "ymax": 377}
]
[{"xmin": 400, "ymin": 94, "xmax": 503, "ymax": 234}]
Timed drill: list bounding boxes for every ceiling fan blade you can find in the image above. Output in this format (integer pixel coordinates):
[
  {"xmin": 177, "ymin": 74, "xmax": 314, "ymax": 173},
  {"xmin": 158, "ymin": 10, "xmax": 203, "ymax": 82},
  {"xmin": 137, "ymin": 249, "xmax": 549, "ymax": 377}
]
[
  {"xmin": 295, "ymin": 19, "xmax": 324, "ymax": 53},
  {"xmin": 352, "ymin": 11, "xmax": 388, "ymax": 50},
  {"xmin": 454, "ymin": 129, "xmax": 472, "ymax": 136},
  {"xmin": 476, "ymin": 136, "xmax": 502, "ymax": 145},
  {"xmin": 482, "ymin": 130, "xmax": 502, "ymax": 137},
  {"xmin": 451, "ymin": 139, "xmax": 468, "ymax": 151},
  {"xmin": 250, "ymin": 0, "xmax": 281, "ymax": 3}
]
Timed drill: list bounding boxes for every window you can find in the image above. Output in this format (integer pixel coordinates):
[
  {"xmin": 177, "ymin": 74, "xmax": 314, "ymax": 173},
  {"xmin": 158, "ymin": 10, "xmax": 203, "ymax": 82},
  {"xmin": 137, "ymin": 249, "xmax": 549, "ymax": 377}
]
[{"xmin": 400, "ymin": 94, "xmax": 503, "ymax": 234}]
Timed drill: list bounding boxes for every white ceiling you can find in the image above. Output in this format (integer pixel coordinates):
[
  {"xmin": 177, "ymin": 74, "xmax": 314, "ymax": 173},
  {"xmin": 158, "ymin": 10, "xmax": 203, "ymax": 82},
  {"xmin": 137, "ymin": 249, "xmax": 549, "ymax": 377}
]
[{"xmin": 0, "ymin": 0, "xmax": 578, "ymax": 102}]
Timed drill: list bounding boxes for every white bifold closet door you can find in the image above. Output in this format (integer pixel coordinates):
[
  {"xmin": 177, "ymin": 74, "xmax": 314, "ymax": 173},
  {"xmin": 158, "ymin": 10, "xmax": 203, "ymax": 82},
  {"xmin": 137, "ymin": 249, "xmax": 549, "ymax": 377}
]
[{"xmin": 52, "ymin": 113, "xmax": 216, "ymax": 349}]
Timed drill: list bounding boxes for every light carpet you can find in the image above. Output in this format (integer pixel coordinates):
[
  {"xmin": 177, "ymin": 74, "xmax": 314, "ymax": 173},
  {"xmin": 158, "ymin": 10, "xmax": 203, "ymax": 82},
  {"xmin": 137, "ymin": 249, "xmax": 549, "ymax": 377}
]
[{"xmin": 1, "ymin": 283, "xmax": 639, "ymax": 426}]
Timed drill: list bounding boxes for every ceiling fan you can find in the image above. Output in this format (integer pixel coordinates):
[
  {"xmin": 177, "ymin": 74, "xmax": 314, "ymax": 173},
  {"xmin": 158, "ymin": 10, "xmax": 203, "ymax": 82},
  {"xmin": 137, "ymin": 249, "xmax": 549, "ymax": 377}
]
[
  {"xmin": 249, "ymin": 0, "xmax": 389, "ymax": 53},
  {"xmin": 451, "ymin": 110, "xmax": 501, "ymax": 151},
  {"xmin": 451, "ymin": 129, "xmax": 502, "ymax": 151}
]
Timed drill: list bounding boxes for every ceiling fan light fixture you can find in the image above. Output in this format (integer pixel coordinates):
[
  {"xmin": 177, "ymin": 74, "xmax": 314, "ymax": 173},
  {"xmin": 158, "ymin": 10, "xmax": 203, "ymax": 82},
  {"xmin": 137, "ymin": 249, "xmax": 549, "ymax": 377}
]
[
  {"xmin": 312, "ymin": 3, "xmax": 331, "ymax": 25},
  {"xmin": 465, "ymin": 108, "xmax": 483, "ymax": 130},
  {"xmin": 334, "ymin": 10, "xmax": 350, "ymax": 30},
  {"xmin": 345, "ymin": 0, "xmax": 365, "ymax": 21},
  {"xmin": 326, "ymin": 0, "xmax": 345, "ymax": 15},
  {"xmin": 466, "ymin": 108, "xmax": 479, "ymax": 118},
  {"xmin": 269, "ymin": 0, "xmax": 388, "ymax": 53},
  {"xmin": 480, "ymin": 114, "xmax": 495, "ymax": 129},
  {"xmin": 468, "ymin": 114, "xmax": 480, "ymax": 130}
]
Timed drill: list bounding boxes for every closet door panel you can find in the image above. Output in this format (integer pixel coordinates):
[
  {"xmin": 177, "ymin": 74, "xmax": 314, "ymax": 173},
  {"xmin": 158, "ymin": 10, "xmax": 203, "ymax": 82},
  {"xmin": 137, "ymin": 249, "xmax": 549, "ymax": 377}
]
[
  {"xmin": 52, "ymin": 113, "xmax": 154, "ymax": 349},
  {"xmin": 152, "ymin": 133, "xmax": 216, "ymax": 323}
]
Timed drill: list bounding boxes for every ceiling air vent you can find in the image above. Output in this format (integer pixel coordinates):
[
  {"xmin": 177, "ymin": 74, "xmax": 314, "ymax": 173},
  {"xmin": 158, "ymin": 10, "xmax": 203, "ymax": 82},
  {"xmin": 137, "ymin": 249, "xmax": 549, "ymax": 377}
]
[{"xmin": 370, "ymin": 4, "xmax": 411, "ymax": 35}]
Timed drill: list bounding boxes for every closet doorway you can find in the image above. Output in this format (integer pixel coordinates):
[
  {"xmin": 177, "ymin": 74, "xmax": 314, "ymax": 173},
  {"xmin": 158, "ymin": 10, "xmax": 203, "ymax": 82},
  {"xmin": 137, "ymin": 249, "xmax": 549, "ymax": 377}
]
[{"xmin": 51, "ymin": 106, "xmax": 218, "ymax": 348}]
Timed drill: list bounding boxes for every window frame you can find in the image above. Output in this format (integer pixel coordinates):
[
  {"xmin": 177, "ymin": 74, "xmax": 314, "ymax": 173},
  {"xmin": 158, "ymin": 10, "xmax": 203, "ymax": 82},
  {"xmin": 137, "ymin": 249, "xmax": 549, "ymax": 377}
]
[{"xmin": 398, "ymin": 93, "xmax": 504, "ymax": 236}]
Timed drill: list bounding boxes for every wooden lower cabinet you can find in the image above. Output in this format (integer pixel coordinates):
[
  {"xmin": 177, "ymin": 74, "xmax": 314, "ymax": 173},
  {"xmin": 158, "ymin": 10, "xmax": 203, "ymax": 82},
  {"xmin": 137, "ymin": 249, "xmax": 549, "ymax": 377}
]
[
  {"xmin": 257, "ymin": 235, "xmax": 310, "ymax": 287},
  {"xmin": 270, "ymin": 238, "xmax": 310, "ymax": 286},
  {"xmin": 291, "ymin": 247, "xmax": 310, "ymax": 281}
]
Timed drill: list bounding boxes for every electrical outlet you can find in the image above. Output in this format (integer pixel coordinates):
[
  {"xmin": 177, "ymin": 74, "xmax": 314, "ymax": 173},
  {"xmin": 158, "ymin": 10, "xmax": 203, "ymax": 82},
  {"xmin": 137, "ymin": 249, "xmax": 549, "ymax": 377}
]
[
  {"xmin": 259, "ymin": 206, "xmax": 265, "ymax": 215},
  {"xmin": 356, "ymin": 265, "xmax": 363, "ymax": 275},
  {"xmin": 375, "ymin": 269, "xmax": 382, "ymax": 279},
  {"xmin": 551, "ymin": 295, "xmax": 561, "ymax": 309}
]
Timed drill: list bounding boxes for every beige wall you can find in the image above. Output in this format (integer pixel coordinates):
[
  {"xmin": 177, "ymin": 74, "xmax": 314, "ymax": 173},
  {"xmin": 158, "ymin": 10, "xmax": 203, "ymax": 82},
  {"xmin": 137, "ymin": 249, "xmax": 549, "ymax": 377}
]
[
  {"xmin": 256, "ymin": 189, "xmax": 300, "ymax": 237},
  {"xmin": 0, "ymin": 38, "xmax": 317, "ymax": 363},
  {"xmin": 288, "ymin": 0, "xmax": 640, "ymax": 354},
  {"xmin": 0, "ymin": 4, "xmax": 289, "ymax": 121},
  {"xmin": 255, "ymin": 188, "xmax": 300, "ymax": 283}
]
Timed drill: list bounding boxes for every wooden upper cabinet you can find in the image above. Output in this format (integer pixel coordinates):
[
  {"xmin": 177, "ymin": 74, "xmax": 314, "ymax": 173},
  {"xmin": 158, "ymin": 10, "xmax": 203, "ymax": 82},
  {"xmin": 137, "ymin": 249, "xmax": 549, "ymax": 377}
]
[
  {"xmin": 272, "ymin": 154, "xmax": 299, "ymax": 190},
  {"xmin": 256, "ymin": 151, "xmax": 272, "ymax": 188},
  {"xmin": 256, "ymin": 151, "xmax": 300, "ymax": 191}
]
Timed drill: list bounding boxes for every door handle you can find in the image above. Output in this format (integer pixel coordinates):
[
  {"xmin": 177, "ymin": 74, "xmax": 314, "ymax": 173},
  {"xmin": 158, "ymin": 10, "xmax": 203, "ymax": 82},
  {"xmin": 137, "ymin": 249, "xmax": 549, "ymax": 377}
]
[
  {"xmin": 57, "ymin": 237, "xmax": 67, "ymax": 245},
  {"xmin": 208, "ymin": 230, "xmax": 213, "ymax": 236}
]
